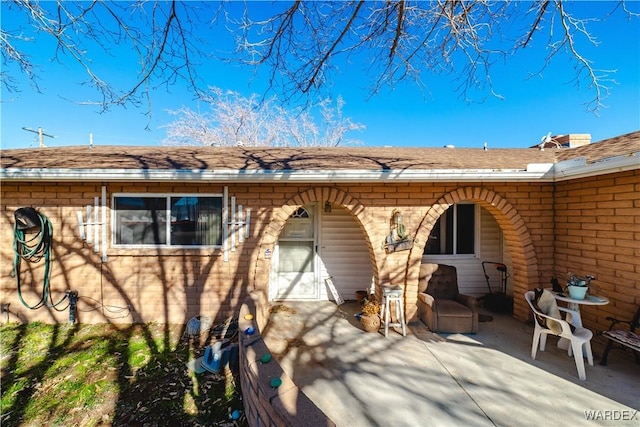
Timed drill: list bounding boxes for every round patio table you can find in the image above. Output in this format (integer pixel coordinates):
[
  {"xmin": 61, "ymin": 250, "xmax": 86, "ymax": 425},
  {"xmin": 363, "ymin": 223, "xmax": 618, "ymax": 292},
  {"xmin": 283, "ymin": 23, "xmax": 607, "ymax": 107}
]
[{"xmin": 549, "ymin": 290, "xmax": 609, "ymax": 327}]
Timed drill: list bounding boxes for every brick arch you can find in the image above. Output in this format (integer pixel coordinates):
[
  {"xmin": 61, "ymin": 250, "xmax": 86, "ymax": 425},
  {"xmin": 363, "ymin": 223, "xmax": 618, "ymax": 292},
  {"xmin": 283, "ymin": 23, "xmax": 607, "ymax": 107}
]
[
  {"xmin": 248, "ymin": 187, "xmax": 380, "ymax": 297},
  {"xmin": 404, "ymin": 186, "xmax": 541, "ymax": 322}
]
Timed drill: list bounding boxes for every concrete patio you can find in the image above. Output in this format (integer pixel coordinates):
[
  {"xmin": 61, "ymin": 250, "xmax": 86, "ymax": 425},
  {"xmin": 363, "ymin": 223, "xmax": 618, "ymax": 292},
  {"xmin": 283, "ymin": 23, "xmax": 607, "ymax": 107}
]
[{"xmin": 261, "ymin": 301, "xmax": 639, "ymax": 427}]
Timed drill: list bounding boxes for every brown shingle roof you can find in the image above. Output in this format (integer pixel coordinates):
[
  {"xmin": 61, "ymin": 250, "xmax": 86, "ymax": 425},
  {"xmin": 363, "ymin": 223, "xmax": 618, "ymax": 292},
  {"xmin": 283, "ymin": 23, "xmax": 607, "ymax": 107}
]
[
  {"xmin": 0, "ymin": 146, "xmax": 558, "ymax": 171},
  {"xmin": 555, "ymin": 130, "xmax": 640, "ymax": 163},
  {"xmin": 1, "ymin": 131, "xmax": 637, "ymax": 175}
]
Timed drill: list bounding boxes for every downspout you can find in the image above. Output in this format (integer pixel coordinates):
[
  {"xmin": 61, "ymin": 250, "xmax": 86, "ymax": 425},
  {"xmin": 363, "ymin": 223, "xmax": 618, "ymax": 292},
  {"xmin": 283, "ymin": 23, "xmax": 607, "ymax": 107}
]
[{"xmin": 551, "ymin": 179, "xmax": 557, "ymax": 283}]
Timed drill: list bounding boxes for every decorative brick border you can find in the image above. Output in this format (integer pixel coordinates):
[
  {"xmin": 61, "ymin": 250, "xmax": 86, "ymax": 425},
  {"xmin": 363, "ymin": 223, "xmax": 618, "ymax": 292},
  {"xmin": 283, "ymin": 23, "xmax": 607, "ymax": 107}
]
[{"xmin": 238, "ymin": 289, "xmax": 336, "ymax": 427}]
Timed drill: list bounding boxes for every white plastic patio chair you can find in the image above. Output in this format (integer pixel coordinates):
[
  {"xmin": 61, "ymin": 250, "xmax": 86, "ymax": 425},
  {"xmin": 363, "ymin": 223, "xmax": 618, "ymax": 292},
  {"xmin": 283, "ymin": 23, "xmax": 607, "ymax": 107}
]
[{"xmin": 524, "ymin": 290, "xmax": 594, "ymax": 380}]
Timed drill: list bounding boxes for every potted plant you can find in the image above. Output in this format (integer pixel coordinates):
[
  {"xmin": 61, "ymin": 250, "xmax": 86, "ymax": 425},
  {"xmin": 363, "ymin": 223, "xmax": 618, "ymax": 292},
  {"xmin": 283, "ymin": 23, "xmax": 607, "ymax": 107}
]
[
  {"xmin": 360, "ymin": 297, "xmax": 381, "ymax": 332},
  {"xmin": 565, "ymin": 273, "xmax": 594, "ymax": 300}
]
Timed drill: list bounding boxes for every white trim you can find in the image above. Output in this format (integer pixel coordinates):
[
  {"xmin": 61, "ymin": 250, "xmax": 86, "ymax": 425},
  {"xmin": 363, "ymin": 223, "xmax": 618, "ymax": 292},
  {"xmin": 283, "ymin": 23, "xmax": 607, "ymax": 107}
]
[
  {"xmin": 549, "ymin": 152, "xmax": 639, "ymax": 181},
  {"xmin": 1, "ymin": 153, "xmax": 637, "ymax": 183},
  {"xmin": 0, "ymin": 167, "xmax": 554, "ymax": 182},
  {"xmin": 474, "ymin": 203, "xmax": 481, "ymax": 257},
  {"xmin": 223, "ymin": 186, "xmax": 229, "ymax": 261},
  {"xmin": 101, "ymin": 186, "xmax": 107, "ymax": 262}
]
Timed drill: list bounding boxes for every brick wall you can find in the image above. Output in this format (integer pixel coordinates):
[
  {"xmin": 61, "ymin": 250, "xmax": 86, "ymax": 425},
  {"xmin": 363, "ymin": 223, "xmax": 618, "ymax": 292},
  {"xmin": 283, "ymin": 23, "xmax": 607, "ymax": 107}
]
[
  {"xmin": 553, "ymin": 170, "xmax": 640, "ymax": 333},
  {"xmin": 1, "ymin": 182, "xmax": 255, "ymax": 324},
  {"xmin": 3, "ymin": 176, "xmax": 632, "ymax": 329},
  {"xmin": 237, "ymin": 289, "xmax": 335, "ymax": 426}
]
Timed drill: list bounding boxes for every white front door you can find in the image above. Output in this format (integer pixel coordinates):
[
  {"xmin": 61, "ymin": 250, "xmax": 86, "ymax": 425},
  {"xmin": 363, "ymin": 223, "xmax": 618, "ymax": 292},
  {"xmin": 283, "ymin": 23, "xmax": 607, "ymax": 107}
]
[{"xmin": 273, "ymin": 206, "xmax": 318, "ymax": 300}]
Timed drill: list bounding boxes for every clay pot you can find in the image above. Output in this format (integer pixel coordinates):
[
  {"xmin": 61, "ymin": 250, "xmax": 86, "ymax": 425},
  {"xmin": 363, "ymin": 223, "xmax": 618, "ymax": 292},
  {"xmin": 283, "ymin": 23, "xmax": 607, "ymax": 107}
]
[{"xmin": 360, "ymin": 314, "xmax": 381, "ymax": 333}]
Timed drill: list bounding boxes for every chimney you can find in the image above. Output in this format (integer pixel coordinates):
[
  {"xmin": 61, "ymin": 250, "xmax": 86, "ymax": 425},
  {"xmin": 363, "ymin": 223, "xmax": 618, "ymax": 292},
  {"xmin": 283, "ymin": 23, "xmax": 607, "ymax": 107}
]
[
  {"xmin": 553, "ymin": 134, "xmax": 591, "ymax": 148},
  {"xmin": 532, "ymin": 133, "xmax": 591, "ymax": 149}
]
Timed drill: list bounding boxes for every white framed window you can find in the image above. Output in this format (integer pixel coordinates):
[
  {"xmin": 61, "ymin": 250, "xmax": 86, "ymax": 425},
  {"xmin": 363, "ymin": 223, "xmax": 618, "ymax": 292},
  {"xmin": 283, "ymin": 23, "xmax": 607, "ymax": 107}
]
[
  {"xmin": 112, "ymin": 194, "xmax": 223, "ymax": 247},
  {"xmin": 277, "ymin": 206, "xmax": 315, "ymax": 272},
  {"xmin": 424, "ymin": 203, "xmax": 478, "ymax": 256}
]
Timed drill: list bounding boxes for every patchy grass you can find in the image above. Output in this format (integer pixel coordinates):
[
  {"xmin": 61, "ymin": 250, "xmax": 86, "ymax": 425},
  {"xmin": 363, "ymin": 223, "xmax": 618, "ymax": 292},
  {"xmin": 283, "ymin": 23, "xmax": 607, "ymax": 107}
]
[{"xmin": 0, "ymin": 322, "xmax": 245, "ymax": 426}]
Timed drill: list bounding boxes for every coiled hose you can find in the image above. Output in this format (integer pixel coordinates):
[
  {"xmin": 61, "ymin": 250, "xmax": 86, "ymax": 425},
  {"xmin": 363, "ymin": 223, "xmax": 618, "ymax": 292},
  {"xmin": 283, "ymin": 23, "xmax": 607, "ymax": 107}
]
[{"xmin": 11, "ymin": 209, "xmax": 67, "ymax": 310}]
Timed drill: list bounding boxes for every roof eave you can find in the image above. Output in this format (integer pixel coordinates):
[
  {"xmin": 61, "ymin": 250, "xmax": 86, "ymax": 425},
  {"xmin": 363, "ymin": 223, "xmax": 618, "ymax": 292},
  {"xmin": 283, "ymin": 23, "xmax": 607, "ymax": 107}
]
[
  {"xmin": 550, "ymin": 152, "xmax": 639, "ymax": 181},
  {"xmin": 2, "ymin": 155, "xmax": 637, "ymax": 183},
  {"xmin": 0, "ymin": 167, "xmax": 556, "ymax": 183}
]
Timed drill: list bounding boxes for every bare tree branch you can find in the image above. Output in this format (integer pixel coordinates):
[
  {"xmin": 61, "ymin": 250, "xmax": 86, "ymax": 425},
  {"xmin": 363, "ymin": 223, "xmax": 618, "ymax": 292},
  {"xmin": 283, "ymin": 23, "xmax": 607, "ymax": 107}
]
[
  {"xmin": 521, "ymin": 0, "xmax": 617, "ymax": 112},
  {"xmin": 304, "ymin": 1, "xmax": 365, "ymax": 93},
  {"xmin": 521, "ymin": 0, "xmax": 550, "ymax": 48},
  {"xmin": 2, "ymin": 1, "xmax": 637, "ymax": 114}
]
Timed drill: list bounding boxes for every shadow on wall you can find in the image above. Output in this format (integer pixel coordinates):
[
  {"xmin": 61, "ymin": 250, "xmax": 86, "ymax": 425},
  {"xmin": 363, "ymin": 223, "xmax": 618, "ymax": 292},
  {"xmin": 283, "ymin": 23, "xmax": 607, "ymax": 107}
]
[{"xmin": 237, "ymin": 290, "xmax": 335, "ymax": 426}]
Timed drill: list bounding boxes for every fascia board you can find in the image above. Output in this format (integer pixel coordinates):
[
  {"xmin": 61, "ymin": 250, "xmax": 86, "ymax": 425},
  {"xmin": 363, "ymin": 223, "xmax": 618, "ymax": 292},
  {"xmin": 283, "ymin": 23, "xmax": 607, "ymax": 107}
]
[
  {"xmin": 550, "ymin": 152, "xmax": 639, "ymax": 181},
  {"xmin": 5, "ymin": 157, "xmax": 638, "ymax": 183},
  {"xmin": 0, "ymin": 167, "xmax": 554, "ymax": 182}
]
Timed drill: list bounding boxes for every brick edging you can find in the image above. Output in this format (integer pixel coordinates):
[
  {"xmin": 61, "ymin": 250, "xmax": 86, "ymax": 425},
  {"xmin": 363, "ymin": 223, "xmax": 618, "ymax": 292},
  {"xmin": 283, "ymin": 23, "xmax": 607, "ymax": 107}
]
[{"xmin": 238, "ymin": 290, "xmax": 336, "ymax": 427}]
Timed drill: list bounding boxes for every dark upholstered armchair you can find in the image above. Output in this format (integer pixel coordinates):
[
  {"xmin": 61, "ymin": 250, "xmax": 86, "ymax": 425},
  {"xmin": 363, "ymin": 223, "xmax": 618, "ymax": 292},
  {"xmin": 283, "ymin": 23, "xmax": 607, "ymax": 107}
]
[{"xmin": 417, "ymin": 263, "xmax": 478, "ymax": 333}]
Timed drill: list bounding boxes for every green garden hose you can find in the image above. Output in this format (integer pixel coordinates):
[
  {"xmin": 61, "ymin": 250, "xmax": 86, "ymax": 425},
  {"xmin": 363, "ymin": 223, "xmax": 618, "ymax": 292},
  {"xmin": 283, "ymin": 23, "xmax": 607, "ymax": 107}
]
[{"xmin": 11, "ymin": 209, "xmax": 67, "ymax": 310}]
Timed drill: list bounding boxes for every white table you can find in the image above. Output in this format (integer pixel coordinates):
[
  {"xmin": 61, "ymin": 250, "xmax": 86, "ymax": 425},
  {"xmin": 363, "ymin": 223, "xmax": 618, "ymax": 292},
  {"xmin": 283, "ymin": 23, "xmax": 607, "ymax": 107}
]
[{"xmin": 549, "ymin": 290, "xmax": 609, "ymax": 327}]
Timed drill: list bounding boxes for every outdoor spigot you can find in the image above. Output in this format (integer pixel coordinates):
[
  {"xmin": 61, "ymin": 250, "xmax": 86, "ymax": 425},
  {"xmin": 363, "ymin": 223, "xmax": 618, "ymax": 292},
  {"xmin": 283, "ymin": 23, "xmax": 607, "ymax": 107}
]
[
  {"xmin": 1, "ymin": 303, "xmax": 10, "ymax": 323},
  {"xmin": 67, "ymin": 290, "xmax": 78, "ymax": 324}
]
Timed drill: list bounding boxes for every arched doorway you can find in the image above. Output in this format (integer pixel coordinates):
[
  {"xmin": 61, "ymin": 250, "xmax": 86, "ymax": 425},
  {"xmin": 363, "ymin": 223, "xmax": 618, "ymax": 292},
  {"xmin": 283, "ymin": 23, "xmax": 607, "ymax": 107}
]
[
  {"xmin": 405, "ymin": 187, "xmax": 542, "ymax": 322},
  {"xmin": 250, "ymin": 188, "xmax": 379, "ymax": 303}
]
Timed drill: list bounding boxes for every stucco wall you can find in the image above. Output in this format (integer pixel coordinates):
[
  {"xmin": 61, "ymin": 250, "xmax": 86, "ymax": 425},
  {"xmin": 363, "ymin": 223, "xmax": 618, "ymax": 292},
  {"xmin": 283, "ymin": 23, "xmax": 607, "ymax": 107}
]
[
  {"xmin": 552, "ymin": 169, "xmax": 640, "ymax": 333},
  {"xmin": 3, "ymin": 176, "xmax": 633, "ymax": 331}
]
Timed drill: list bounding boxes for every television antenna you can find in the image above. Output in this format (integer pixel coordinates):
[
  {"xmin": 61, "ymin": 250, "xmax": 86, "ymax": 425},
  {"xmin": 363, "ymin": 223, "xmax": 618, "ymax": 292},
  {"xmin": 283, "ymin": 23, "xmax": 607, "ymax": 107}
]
[{"xmin": 22, "ymin": 127, "xmax": 55, "ymax": 148}]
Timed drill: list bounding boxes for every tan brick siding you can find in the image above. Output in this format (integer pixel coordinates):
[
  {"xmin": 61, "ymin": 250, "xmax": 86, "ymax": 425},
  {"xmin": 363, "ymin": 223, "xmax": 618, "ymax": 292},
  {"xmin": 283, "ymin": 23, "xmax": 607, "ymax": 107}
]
[
  {"xmin": 1, "ymin": 175, "xmax": 637, "ymax": 330},
  {"xmin": 553, "ymin": 170, "xmax": 640, "ymax": 333}
]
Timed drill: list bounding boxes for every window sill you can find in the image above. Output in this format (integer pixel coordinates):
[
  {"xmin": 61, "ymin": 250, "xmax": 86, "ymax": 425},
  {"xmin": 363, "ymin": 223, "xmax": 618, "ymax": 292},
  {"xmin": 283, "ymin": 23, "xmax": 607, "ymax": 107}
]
[{"xmin": 109, "ymin": 247, "xmax": 223, "ymax": 257}]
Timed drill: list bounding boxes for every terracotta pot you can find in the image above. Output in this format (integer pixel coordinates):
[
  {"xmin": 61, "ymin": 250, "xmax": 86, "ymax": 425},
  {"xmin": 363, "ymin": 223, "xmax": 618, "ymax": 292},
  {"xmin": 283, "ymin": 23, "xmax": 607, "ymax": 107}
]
[{"xmin": 360, "ymin": 314, "xmax": 381, "ymax": 333}]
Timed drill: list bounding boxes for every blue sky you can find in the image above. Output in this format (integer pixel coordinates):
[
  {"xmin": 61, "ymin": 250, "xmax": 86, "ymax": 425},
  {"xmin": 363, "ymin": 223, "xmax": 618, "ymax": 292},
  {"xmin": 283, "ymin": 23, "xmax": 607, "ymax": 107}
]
[{"xmin": 1, "ymin": 1, "xmax": 639, "ymax": 150}]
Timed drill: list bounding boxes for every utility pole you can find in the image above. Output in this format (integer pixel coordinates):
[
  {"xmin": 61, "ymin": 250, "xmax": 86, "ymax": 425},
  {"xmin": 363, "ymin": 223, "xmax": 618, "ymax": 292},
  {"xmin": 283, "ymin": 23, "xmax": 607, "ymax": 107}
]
[{"xmin": 22, "ymin": 127, "xmax": 55, "ymax": 148}]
